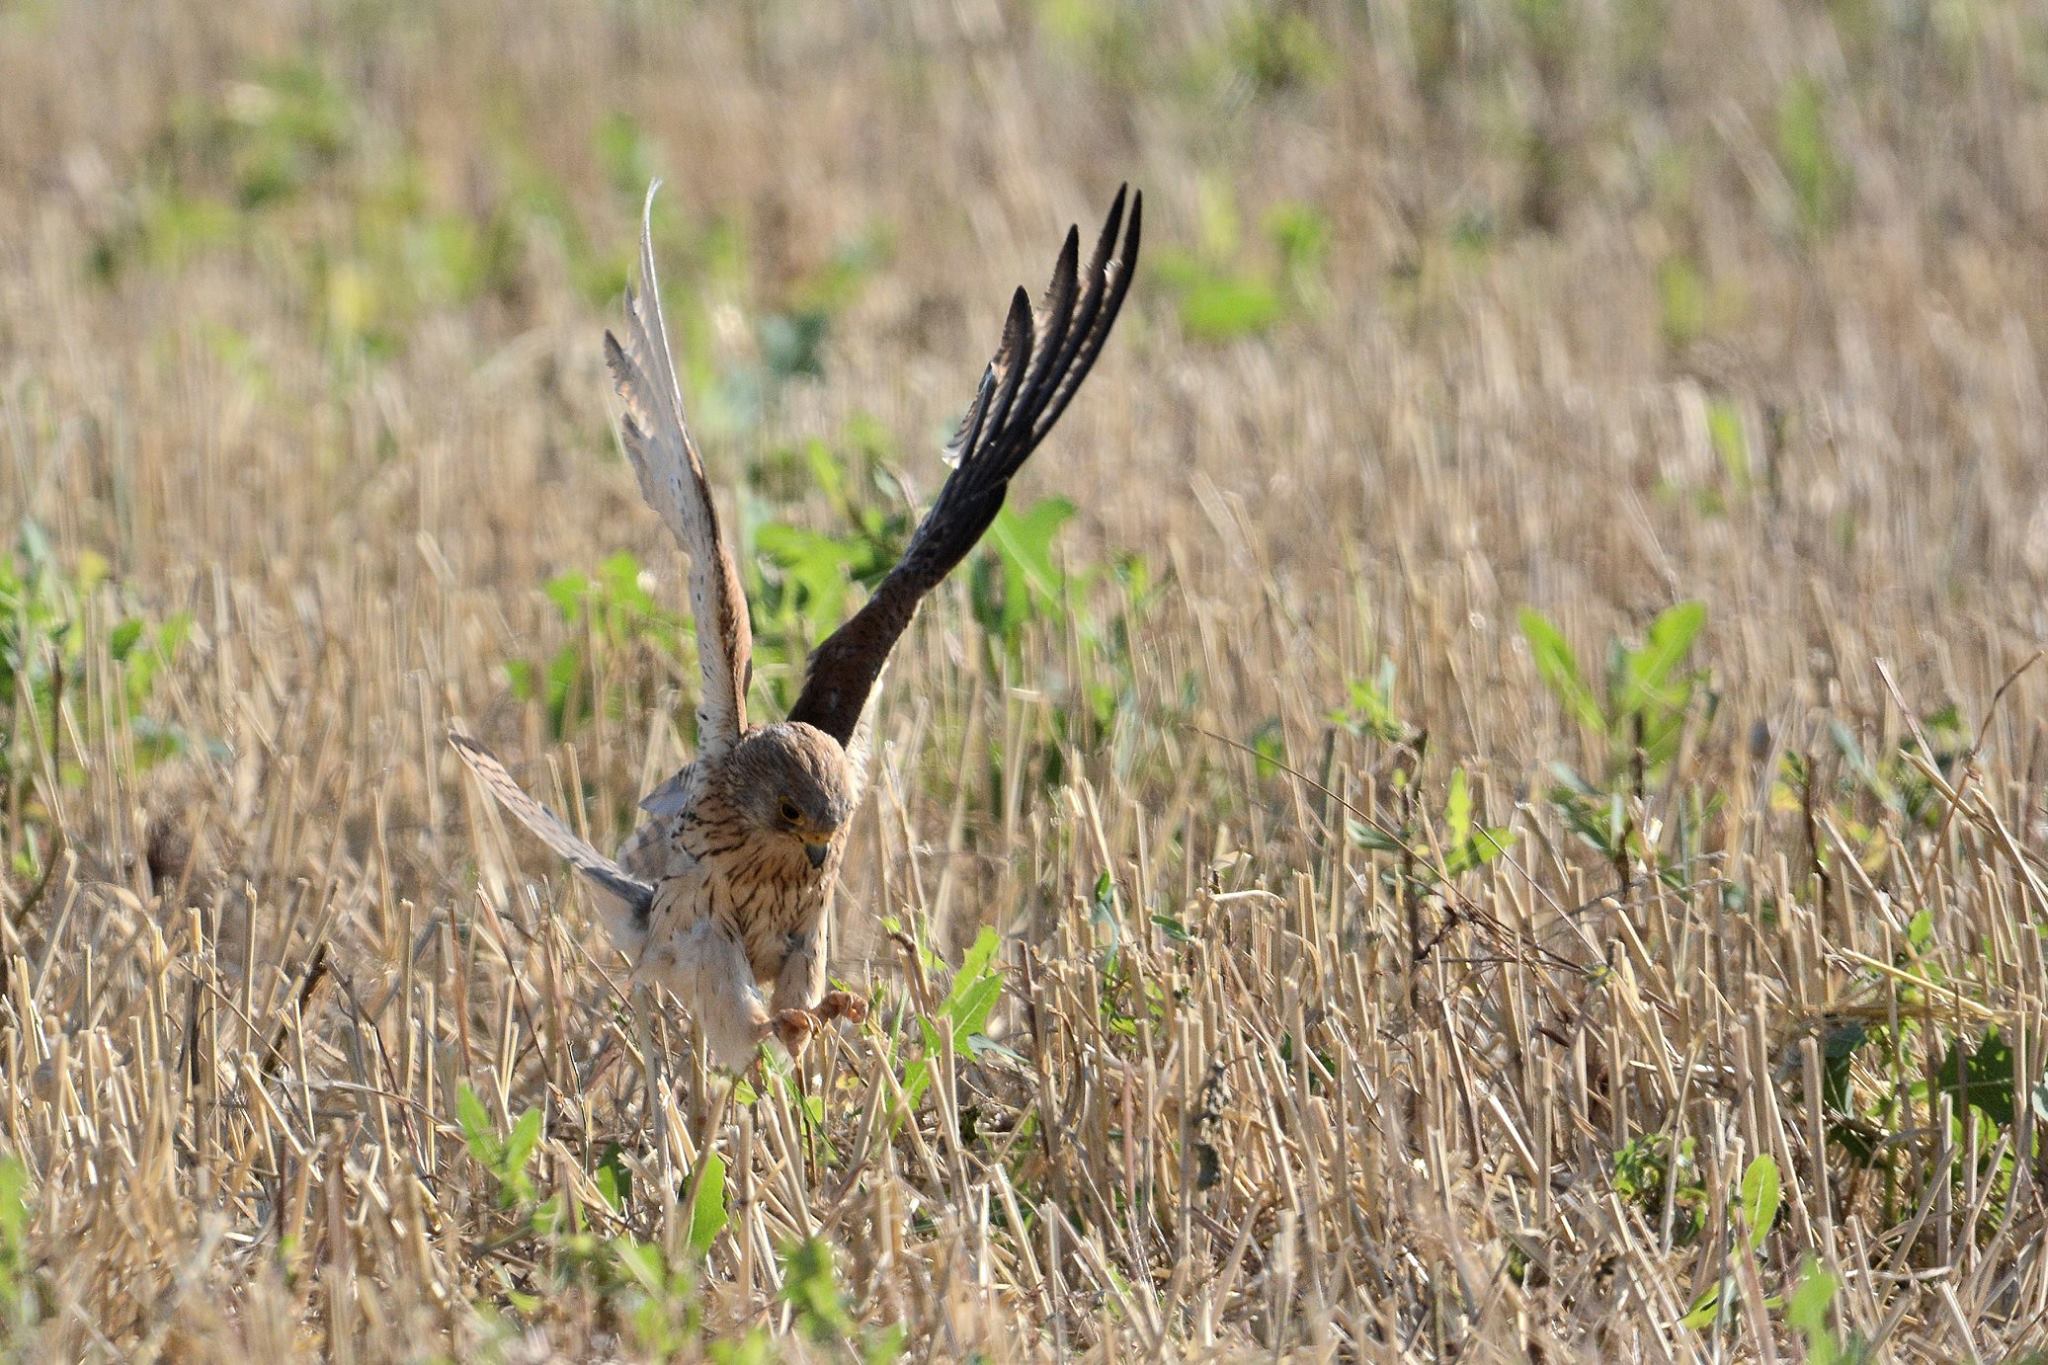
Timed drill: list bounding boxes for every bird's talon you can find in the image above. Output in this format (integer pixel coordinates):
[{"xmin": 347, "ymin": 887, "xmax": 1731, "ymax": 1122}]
[
  {"xmin": 817, "ymin": 990, "xmax": 868, "ymax": 1025},
  {"xmin": 774, "ymin": 1008, "xmax": 816, "ymax": 1052}
]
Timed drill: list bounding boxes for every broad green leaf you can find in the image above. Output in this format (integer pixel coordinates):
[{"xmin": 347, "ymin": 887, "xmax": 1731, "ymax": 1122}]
[
  {"xmin": 781, "ymin": 1236, "xmax": 855, "ymax": 1341},
  {"xmin": 1679, "ymin": 1280, "xmax": 1724, "ymax": 1330},
  {"xmin": 1619, "ymin": 600, "xmax": 1705, "ymax": 712},
  {"xmin": 951, "ymin": 974, "xmax": 1003, "ymax": 1039},
  {"xmin": 455, "ymin": 1084, "xmax": 497, "ymax": 1165},
  {"xmin": 1519, "ymin": 609, "xmax": 1604, "ymax": 733},
  {"xmin": 688, "ymin": 1152, "xmax": 729, "ymax": 1255},
  {"xmin": 108, "ymin": 619, "xmax": 144, "ymax": 661},
  {"xmin": 595, "ymin": 1143, "xmax": 631, "ymax": 1212},
  {"xmin": 953, "ymin": 926, "xmax": 1001, "ymax": 996},
  {"xmin": 543, "ymin": 570, "xmax": 589, "ymax": 621},
  {"xmin": 1786, "ymin": 1256, "xmax": 1842, "ymax": 1365},
  {"xmin": 0, "ymin": 1157, "xmax": 28, "ymax": 1259},
  {"xmin": 1936, "ymin": 1028, "xmax": 2017, "ymax": 1128},
  {"xmin": 1739, "ymin": 1154, "xmax": 1780, "ymax": 1252},
  {"xmin": 504, "ymin": 1106, "xmax": 544, "ymax": 1175}
]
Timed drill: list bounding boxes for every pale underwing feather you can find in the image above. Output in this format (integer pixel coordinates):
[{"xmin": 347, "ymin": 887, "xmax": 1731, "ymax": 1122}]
[{"xmin": 605, "ymin": 181, "xmax": 753, "ymax": 760}]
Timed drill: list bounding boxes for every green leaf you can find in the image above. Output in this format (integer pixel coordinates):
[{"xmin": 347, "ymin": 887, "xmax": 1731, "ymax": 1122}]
[
  {"xmin": 1346, "ymin": 818, "xmax": 1404, "ymax": 853},
  {"xmin": 1679, "ymin": 1280, "xmax": 1724, "ymax": 1330},
  {"xmin": 953, "ymin": 927, "xmax": 1000, "ymax": 997},
  {"xmin": 0, "ymin": 1156, "xmax": 30, "ymax": 1291},
  {"xmin": 506, "ymin": 1106, "xmax": 543, "ymax": 1167},
  {"xmin": 1618, "ymin": 600, "xmax": 1705, "ymax": 716},
  {"xmin": 1738, "ymin": 1154, "xmax": 1780, "ymax": 1252},
  {"xmin": 455, "ymin": 1084, "xmax": 498, "ymax": 1166},
  {"xmin": 108, "ymin": 618, "xmax": 144, "ymax": 662},
  {"xmin": 863, "ymin": 1323, "xmax": 909, "ymax": 1365},
  {"xmin": 1444, "ymin": 768, "xmax": 1472, "ymax": 847},
  {"xmin": 977, "ymin": 496, "xmax": 1077, "ymax": 646},
  {"xmin": 688, "ymin": 1152, "xmax": 728, "ymax": 1256},
  {"xmin": 1775, "ymin": 78, "xmax": 1851, "ymax": 235},
  {"xmin": 1444, "ymin": 827, "xmax": 1516, "ymax": 877},
  {"xmin": 543, "ymin": 569, "xmax": 589, "ymax": 621},
  {"xmin": 1706, "ymin": 398, "xmax": 1750, "ymax": 487},
  {"xmin": 1250, "ymin": 720, "xmax": 1285, "ymax": 782},
  {"xmin": 950, "ymin": 973, "xmax": 1003, "ymax": 1039},
  {"xmin": 1175, "ymin": 274, "xmax": 1284, "ymax": 341},
  {"xmin": 781, "ymin": 1237, "xmax": 854, "ymax": 1342},
  {"xmin": 1519, "ymin": 609, "xmax": 1604, "ymax": 734},
  {"xmin": 595, "ymin": 1143, "xmax": 631, "ymax": 1212},
  {"xmin": 615, "ymin": 1236, "xmax": 665, "ymax": 1291},
  {"xmin": 1786, "ymin": 1256, "xmax": 1843, "ymax": 1365},
  {"xmin": 1936, "ymin": 1028, "xmax": 2017, "ymax": 1128}
]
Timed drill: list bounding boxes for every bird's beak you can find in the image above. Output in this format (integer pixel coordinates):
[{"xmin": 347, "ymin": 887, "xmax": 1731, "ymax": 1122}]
[{"xmin": 804, "ymin": 841, "xmax": 831, "ymax": 869}]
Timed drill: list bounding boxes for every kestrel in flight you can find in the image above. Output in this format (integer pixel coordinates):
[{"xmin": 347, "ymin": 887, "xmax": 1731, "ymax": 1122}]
[{"xmin": 453, "ymin": 181, "xmax": 1141, "ymax": 1069}]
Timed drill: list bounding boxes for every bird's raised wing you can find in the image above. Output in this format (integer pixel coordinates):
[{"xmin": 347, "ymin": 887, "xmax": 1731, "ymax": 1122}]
[
  {"xmin": 450, "ymin": 732, "xmax": 656, "ymax": 923},
  {"xmin": 606, "ymin": 181, "xmax": 752, "ymax": 760},
  {"xmin": 786, "ymin": 186, "xmax": 1142, "ymax": 745}
]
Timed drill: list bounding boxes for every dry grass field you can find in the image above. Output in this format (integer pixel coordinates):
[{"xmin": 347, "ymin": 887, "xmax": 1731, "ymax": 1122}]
[{"xmin": 6, "ymin": 0, "xmax": 2048, "ymax": 1358}]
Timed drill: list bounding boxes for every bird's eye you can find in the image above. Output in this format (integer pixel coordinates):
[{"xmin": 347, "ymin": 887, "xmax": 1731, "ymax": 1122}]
[{"xmin": 779, "ymin": 798, "xmax": 802, "ymax": 825}]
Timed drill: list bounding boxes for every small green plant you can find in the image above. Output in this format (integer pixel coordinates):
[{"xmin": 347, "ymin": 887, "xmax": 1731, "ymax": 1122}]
[
  {"xmin": 745, "ymin": 430, "xmax": 910, "ymax": 703},
  {"xmin": 455, "ymin": 1083, "xmax": 545, "ymax": 1212},
  {"xmin": 3, "ymin": 525, "xmax": 191, "ymax": 876},
  {"xmin": 1036, "ymin": 0, "xmax": 1148, "ymax": 85},
  {"xmin": 971, "ymin": 497, "xmax": 1078, "ymax": 656},
  {"xmin": 1679, "ymin": 1154, "xmax": 1781, "ymax": 1328},
  {"xmin": 1610, "ymin": 1132, "xmax": 1706, "ymax": 1244},
  {"xmin": 1521, "ymin": 602, "xmax": 1711, "ymax": 879},
  {"xmin": 1152, "ymin": 179, "xmax": 1330, "ymax": 342},
  {"xmin": 0, "ymin": 1158, "xmax": 37, "ymax": 1332},
  {"xmin": 781, "ymin": 1237, "xmax": 905, "ymax": 1362},
  {"xmin": 757, "ymin": 226, "xmax": 891, "ymax": 385},
  {"xmin": 595, "ymin": 111, "xmax": 663, "ymax": 203},
  {"xmin": 1774, "ymin": 77, "xmax": 1852, "ymax": 236},
  {"xmin": 1771, "ymin": 705, "xmax": 1969, "ymax": 881},
  {"xmin": 898, "ymin": 925, "xmax": 1008, "ymax": 1114},
  {"xmin": 1521, "ymin": 601, "xmax": 1707, "ymax": 781},
  {"xmin": 179, "ymin": 57, "xmax": 357, "ymax": 209},
  {"xmin": 1329, "ymin": 659, "xmax": 1419, "ymax": 744},
  {"xmin": 507, "ymin": 551, "xmax": 691, "ymax": 739},
  {"xmin": 1785, "ymin": 1255, "xmax": 1870, "ymax": 1364},
  {"xmin": 1218, "ymin": 5, "xmax": 1334, "ymax": 96},
  {"xmin": 1348, "ymin": 767, "xmax": 1516, "ymax": 892}
]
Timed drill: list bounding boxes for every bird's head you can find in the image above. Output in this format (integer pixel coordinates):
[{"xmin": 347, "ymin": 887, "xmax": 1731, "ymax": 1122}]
[{"xmin": 727, "ymin": 722, "xmax": 855, "ymax": 869}]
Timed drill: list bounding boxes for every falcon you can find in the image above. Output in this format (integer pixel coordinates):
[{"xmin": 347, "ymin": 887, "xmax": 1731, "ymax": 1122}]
[{"xmin": 453, "ymin": 181, "xmax": 1141, "ymax": 1069}]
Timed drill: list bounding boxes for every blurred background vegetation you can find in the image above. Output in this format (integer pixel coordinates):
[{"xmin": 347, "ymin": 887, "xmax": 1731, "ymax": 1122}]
[{"xmin": 6, "ymin": 0, "xmax": 2048, "ymax": 1358}]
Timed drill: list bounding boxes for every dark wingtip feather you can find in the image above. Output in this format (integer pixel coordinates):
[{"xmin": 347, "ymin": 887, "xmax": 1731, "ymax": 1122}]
[
  {"xmin": 785, "ymin": 185, "xmax": 1142, "ymax": 746},
  {"xmin": 968, "ymin": 287, "xmax": 1036, "ymax": 472},
  {"xmin": 1006, "ymin": 286, "xmax": 1033, "ymax": 350},
  {"xmin": 1051, "ymin": 226, "xmax": 1080, "ymax": 290}
]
